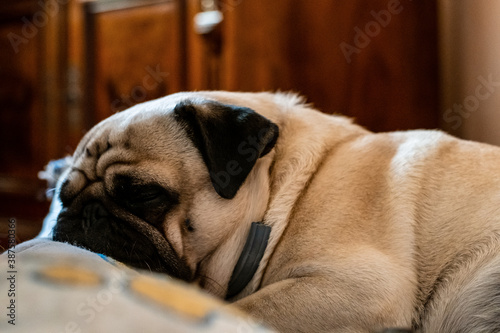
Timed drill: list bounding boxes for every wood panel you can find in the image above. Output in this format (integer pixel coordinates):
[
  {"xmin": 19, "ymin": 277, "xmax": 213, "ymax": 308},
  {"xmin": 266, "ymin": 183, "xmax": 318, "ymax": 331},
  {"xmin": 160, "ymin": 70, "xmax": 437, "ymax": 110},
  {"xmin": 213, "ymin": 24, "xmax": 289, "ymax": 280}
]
[
  {"xmin": 83, "ymin": 0, "xmax": 185, "ymax": 127},
  {"xmin": 187, "ymin": 0, "xmax": 439, "ymax": 132},
  {"xmin": 0, "ymin": 12, "xmax": 43, "ymax": 177}
]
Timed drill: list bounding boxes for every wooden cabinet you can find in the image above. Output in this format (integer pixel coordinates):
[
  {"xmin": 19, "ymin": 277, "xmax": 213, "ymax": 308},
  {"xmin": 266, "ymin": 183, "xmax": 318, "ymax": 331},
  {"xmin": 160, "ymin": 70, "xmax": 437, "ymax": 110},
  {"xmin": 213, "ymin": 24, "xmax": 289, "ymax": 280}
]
[
  {"xmin": 0, "ymin": 0, "xmax": 439, "ymax": 246},
  {"xmin": 78, "ymin": 0, "xmax": 184, "ymax": 126}
]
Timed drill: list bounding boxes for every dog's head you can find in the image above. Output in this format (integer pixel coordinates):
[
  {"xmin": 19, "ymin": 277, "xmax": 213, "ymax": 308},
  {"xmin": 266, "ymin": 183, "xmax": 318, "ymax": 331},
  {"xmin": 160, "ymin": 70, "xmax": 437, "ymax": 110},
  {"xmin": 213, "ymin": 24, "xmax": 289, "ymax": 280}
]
[{"xmin": 52, "ymin": 92, "xmax": 279, "ymax": 284}]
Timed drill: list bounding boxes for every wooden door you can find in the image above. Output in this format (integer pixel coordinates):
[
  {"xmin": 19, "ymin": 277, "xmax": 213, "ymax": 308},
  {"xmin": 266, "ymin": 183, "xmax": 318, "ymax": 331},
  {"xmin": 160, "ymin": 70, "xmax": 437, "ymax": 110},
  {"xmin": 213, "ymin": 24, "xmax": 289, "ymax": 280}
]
[{"xmin": 80, "ymin": 0, "xmax": 185, "ymax": 128}]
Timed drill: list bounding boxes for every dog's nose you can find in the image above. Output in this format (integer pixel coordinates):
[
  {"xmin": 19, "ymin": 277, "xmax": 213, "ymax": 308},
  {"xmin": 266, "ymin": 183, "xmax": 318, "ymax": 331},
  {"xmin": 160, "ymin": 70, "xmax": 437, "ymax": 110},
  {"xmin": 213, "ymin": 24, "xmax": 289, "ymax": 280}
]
[{"xmin": 82, "ymin": 201, "xmax": 109, "ymax": 230}]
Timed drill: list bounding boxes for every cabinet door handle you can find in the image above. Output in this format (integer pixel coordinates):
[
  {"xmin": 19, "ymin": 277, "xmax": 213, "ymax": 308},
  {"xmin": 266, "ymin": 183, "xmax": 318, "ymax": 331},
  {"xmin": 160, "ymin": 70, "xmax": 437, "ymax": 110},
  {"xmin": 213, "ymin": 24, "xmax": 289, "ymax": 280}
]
[
  {"xmin": 194, "ymin": 10, "xmax": 223, "ymax": 35},
  {"xmin": 194, "ymin": 0, "xmax": 223, "ymax": 35}
]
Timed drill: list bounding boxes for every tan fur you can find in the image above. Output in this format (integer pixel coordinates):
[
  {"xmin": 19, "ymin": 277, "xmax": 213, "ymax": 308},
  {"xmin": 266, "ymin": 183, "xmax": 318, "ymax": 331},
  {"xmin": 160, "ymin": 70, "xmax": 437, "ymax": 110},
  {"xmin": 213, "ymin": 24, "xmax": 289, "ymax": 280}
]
[{"xmin": 57, "ymin": 91, "xmax": 500, "ymax": 332}]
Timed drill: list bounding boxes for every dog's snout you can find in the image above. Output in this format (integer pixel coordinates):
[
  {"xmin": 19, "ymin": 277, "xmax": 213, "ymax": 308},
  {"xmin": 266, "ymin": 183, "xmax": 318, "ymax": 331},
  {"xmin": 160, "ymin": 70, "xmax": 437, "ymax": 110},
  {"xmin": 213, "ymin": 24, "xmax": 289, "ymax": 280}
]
[{"xmin": 82, "ymin": 201, "xmax": 109, "ymax": 230}]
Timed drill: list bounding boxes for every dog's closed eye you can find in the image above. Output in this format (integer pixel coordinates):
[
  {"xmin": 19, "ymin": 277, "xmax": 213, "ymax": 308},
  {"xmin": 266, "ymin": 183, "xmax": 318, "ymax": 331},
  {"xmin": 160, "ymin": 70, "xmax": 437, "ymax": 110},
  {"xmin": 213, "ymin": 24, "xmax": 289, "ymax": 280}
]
[
  {"xmin": 112, "ymin": 175, "xmax": 179, "ymax": 228},
  {"xmin": 127, "ymin": 185, "xmax": 165, "ymax": 205}
]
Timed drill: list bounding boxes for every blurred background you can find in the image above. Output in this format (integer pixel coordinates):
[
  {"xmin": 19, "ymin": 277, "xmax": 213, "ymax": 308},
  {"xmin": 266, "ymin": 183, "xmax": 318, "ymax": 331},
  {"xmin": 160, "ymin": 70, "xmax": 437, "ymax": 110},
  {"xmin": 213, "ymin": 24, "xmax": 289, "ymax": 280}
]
[{"xmin": 0, "ymin": 0, "xmax": 498, "ymax": 246}]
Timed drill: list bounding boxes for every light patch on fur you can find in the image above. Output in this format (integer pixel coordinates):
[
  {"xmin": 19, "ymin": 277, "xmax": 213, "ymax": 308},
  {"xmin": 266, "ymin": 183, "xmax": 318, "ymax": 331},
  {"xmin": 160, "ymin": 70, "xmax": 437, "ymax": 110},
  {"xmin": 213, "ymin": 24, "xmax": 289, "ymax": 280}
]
[
  {"xmin": 382, "ymin": 132, "xmax": 449, "ymax": 281},
  {"xmin": 389, "ymin": 131, "xmax": 445, "ymax": 181},
  {"xmin": 272, "ymin": 91, "xmax": 308, "ymax": 108}
]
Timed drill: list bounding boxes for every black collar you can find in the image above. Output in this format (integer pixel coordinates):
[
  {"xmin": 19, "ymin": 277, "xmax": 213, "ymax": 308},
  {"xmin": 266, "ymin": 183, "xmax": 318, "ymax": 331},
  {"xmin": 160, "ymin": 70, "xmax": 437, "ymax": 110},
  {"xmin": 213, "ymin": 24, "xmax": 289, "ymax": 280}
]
[{"xmin": 225, "ymin": 222, "xmax": 271, "ymax": 300}]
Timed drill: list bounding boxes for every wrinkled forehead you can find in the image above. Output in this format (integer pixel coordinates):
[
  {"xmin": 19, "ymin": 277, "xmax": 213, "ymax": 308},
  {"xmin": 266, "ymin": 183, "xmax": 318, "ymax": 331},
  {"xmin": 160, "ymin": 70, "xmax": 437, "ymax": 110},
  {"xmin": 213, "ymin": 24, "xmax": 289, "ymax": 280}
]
[
  {"xmin": 72, "ymin": 92, "xmax": 210, "ymax": 160},
  {"xmin": 76, "ymin": 101, "xmax": 170, "ymax": 155},
  {"xmin": 59, "ymin": 98, "xmax": 196, "ymax": 206},
  {"xmin": 73, "ymin": 110, "xmax": 177, "ymax": 169}
]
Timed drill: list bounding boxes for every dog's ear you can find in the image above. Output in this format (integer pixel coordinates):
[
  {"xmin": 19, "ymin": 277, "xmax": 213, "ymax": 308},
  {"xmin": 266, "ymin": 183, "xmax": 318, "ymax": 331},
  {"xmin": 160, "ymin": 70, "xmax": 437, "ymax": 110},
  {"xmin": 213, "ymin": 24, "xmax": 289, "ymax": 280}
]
[{"xmin": 174, "ymin": 101, "xmax": 279, "ymax": 199}]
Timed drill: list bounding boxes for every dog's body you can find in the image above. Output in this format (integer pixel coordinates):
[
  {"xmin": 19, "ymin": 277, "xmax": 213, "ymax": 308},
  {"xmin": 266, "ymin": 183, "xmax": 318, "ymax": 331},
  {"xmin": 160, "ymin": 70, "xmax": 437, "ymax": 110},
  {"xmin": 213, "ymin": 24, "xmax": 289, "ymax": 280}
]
[{"xmin": 53, "ymin": 91, "xmax": 500, "ymax": 332}]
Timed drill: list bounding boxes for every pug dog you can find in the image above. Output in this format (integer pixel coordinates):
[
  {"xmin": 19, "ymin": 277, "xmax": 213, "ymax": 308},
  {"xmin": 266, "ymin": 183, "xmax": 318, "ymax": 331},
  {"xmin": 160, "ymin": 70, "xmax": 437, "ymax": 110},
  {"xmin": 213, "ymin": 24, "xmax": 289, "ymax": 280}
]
[{"xmin": 53, "ymin": 91, "xmax": 500, "ymax": 333}]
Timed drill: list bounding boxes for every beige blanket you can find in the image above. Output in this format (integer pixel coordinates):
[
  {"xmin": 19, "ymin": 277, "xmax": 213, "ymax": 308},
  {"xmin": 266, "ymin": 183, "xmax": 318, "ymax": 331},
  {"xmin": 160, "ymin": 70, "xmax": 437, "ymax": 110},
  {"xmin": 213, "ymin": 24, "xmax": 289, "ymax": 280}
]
[{"xmin": 0, "ymin": 239, "xmax": 273, "ymax": 332}]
